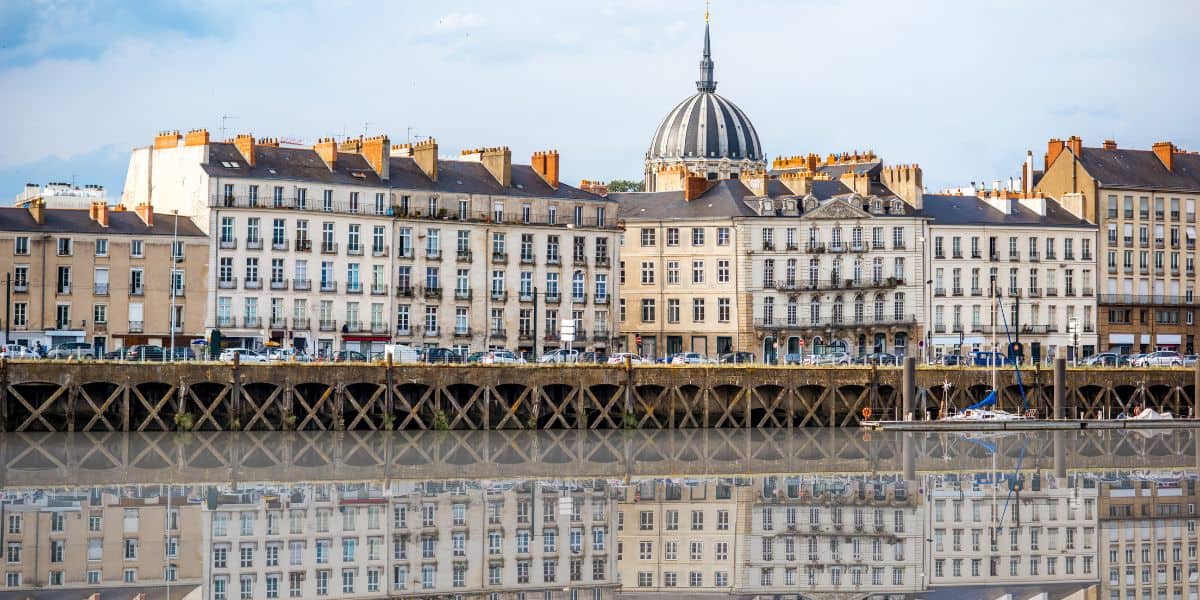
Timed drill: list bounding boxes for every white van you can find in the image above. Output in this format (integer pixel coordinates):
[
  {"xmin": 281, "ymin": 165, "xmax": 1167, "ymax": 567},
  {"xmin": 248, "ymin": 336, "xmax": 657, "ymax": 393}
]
[{"xmin": 383, "ymin": 344, "xmax": 420, "ymax": 364}]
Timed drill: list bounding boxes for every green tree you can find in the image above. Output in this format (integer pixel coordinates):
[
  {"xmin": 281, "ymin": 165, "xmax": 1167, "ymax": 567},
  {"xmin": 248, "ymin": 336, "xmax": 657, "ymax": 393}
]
[{"xmin": 607, "ymin": 179, "xmax": 645, "ymax": 192}]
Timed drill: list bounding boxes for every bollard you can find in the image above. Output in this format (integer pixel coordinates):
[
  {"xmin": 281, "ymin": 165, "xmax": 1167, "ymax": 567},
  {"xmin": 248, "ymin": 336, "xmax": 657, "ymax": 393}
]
[
  {"xmin": 901, "ymin": 356, "xmax": 916, "ymax": 421},
  {"xmin": 1053, "ymin": 358, "xmax": 1066, "ymax": 420}
]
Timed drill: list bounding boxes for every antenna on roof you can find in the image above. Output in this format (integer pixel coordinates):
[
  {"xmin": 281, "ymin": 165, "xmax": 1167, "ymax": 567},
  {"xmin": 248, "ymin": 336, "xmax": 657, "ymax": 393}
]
[{"xmin": 219, "ymin": 115, "xmax": 238, "ymax": 141}]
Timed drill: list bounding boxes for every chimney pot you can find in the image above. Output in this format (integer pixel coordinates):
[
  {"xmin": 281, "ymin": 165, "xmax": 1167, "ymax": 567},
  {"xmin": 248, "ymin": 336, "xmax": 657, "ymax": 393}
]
[
  {"xmin": 1153, "ymin": 141, "xmax": 1175, "ymax": 172},
  {"xmin": 531, "ymin": 150, "xmax": 559, "ymax": 189},
  {"xmin": 135, "ymin": 203, "xmax": 154, "ymax": 227},
  {"xmin": 314, "ymin": 138, "xmax": 337, "ymax": 172},
  {"xmin": 1102, "ymin": 139, "xmax": 1117, "ymax": 150},
  {"xmin": 234, "ymin": 134, "xmax": 256, "ymax": 167}
]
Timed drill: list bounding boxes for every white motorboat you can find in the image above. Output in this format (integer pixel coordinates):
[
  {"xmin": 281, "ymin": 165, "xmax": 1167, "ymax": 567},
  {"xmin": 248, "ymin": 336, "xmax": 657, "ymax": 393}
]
[{"xmin": 943, "ymin": 408, "xmax": 1031, "ymax": 422}]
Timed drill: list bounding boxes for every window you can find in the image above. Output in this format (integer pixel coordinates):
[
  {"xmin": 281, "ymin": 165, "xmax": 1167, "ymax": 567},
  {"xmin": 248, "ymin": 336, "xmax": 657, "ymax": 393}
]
[
  {"xmin": 692, "ymin": 260, "xmax": 705, "ymax": 284},
  {"xmin": 641, "ymin": 261, "xmax": 655, "ymax": 284},
  {"xmin": 14, "ymin": 236, "xmax": 28, "ymax": 255},
  {"xmin": 640, "ymin": 228, "xmax": 656, "ymax": 246}
]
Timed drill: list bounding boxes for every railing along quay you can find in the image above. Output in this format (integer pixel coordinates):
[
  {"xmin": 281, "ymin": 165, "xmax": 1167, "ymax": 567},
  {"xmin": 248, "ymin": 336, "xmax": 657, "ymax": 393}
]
[{"xmin": 0, "ymin": 360, "xmax": 1196, "ymax": 432}]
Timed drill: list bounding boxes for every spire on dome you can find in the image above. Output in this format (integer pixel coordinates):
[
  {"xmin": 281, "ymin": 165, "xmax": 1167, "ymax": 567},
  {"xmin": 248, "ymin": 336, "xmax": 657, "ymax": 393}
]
[{"xmin": 696, "ymin": 9, "xmax": 716, "ymax": 93}]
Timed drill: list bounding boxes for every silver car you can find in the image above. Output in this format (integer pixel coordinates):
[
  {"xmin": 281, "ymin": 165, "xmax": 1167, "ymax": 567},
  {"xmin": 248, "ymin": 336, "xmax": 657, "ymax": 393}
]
[
  {"xmin": 46, "ymin": 342, "xmax": 96, "ymax": 360},
  {"xmin": 1134, "ymin": 351, "xmax": 1184, "ymax": 367}
]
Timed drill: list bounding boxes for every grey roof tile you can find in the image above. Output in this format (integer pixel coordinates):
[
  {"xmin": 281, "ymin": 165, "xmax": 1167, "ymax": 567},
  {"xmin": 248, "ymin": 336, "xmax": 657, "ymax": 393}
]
[
  {"xmin": 0, "ymin": 207, "xmax": 206, "ymax": 236},
  {"xmin": 1077, "ymin": 147, "xmax": 1200, "ymax": 191},
  {"xmin": 922, "ymin": 194, "xmax": 1094, "ymax": 228}
]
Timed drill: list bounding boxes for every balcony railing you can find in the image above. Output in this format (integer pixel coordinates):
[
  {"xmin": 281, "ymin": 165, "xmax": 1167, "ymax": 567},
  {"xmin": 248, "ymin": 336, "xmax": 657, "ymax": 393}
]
[
  {"xmin": 294, "ymin": 239, "xmax": 312, "ymax": 252},
  {"xmin": 293, "ymin": 318, "xmax": 311, "ymax": 330},
  {"xmin": 244, "ymin": 317, "xmax": 262, "ymax": 328},
  {"xmin": 491, "ymin": 290, "xmax": 508, "ymax": 302},
  {"xmin": 456, "ymin": 249, "xmax": 472, "ymax": 262},
  {"xmin": 596, "ymin": 255, "xmax": 611, "ymax": 267},
  {"xmin": 593, "ymin": 328, "xmax": 610, "ymax": 339},
  {"xmin": 545, "ymin": 293, "xmax": 560, "ymax": 304},
  {"xmin": 13, "ymin": 282, "xmax": 27, "ymax": 293},
  {"xmin": 1009, "ymin": 252, "xmax": 1020, "ymax": 261},
  {"xmin": 371, "ymin": 323, "xmax": 389, "ymax": 334},
  {"xmin": 347, "ymin": 244, "xmax": 364, "ymax": 256},
  {"xmin": 372, "ymin": 245, "xmax": 389, "ymax": 258},
  {"xmin": 519, "ymin": 291, "xmax": 534, "ymax": 302},
  {"xmin": 1099, "ymin": 294, "xmax": 1194, "ymax": 306},
  {"xmin": 219, "ymin": 239, "xmax": 237, "ymax": 250},
  {"xmin": 293, "ymin": 278, "xmax": 311, "ymax": 291},
  {"xmin": 371, "ymin": 283, "xmax": 388, "ymax": 296},
  {"xmin": 397, "ymin": 247, "xmax": 414, "ymax": 259},
  {"xmin": 492, "ymin": 252, "xmax": 508, "ymax": 264},
  {"xmin": 1045, "ymin": 287, "xmax": 1059, "ymax": 297},
  {"xmin": 426, "ymin": 248, "xmax": 442, "ymax": 260},
  {"xmin": 454, "ymin": 326, "xmax": 471, "ymax": 338},
  {"xmin": 246, "ymin": 238, "xmax": 263, "ymax": 250},
  {"xmin": 94, "ymin": 283, "xmax": 109, "ymax": 295},
  {"xmin": 490, "ymin": 328, "xmax": 507, "ymax": 339},
  {"xmin": 424, "ymin": 286, "xmax": 442, "ymax": 299},
  {"xmin": 594, "ymin": 293, "xmax": 610, "ymax": 305},
  {"xmin": 546, "ymin": 255, "xmax": 561, "ymax": 265},
  {"xmin": 934, "ymin": 287, "xmax": 946, "ymax": 297},
  {"xmin": 573, "ymin": 256, "xmax": 588, "ymax": 267},
  {"xmin": 346, "ymin": 282, "xmax": 363, "ymax": 294},
  {"xmin": 1027, "ymin": 288, "xmax": 1041, "ymax": 297},
  {"xmin": 774, "ymin": 278, "xmax": 903, "ymax": 293},
  {"xmin": 344, "ymin": 321, "xmax": 363, "ymax": 333},
  {"xmin": 217, "ymin": 316, "xmax": 236, "ymax": 328},
  {"xmin": 753, "ymin": 315, "xmax": 918, "ymax": 330},
  {"xmin": 951, "ymin": 287, "xmax": 963, "ymax": 297},
  {"xmin": 320, "ymin": 281, "xmax": 338, "ymax": 293},
  {"xmin": 1082, "ymin": 287, "xmax": 1094, "ymax": 296},
  {"xmin": 970, "ymin": 287, "xmax": 983, "ymax": 296},
  {"xmin": 128, "ymin": 321, "xmax": 144, "ymax": 333},
  {"xmin": 395, "ymin": 327, "xmax": 412, "ymax": 337},
  {"xmin": 270, "ymin": 318, "xmax": 287, "ymax": 329},
  {"xmin": 321, "ymin": 242, "xmax": 338, "ymax": 255},
  {"xmin": 396, "ymin": 285, "xmax": 414, "ymax": 297},
  {"xmin": 319, "ymin": 320, "xmax": 336, "ymax": 332},
  {"xmin": 244, "ymin": 278, "xmax": 262, "ymax": 290},
  {"xmin": 127, "ymin": 286, "xmax": 142, "ymax": 297},
  {"xmin": 1029, "ymin": 252, "xmax": 1040, "ymax": 262},
  {"xmin": 572, "ymin": 295, "xmax": 587, "ymax": 304},
  {"xmin": 271, "ymin": 279, "xmax": 289, "ymax": 291},
  {"xmin": 272, "ymin": 238, "xmax": 289, "ymax": 251}
]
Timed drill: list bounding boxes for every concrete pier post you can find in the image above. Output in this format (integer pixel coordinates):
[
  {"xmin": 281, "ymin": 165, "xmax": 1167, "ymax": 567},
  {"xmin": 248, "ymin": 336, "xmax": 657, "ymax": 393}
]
[
  {"xmin": 1053, "ymin": 358, "xmax": 1066, "ymax": 420},
  {"xmin": 902, "ymin": 357, "xmax": 916, "ymax": 421},
  {"xmin": 1054, "ymin": 430, "xmax": 1066, "ymax": 479},
  {"xmin": 385, "ymin": 353, "xmax": 394, "ymax": 429},
  {"xmin": 902, "ymin": 432, "xmax": 916, "ymax": 483},
  {"xmin": 1193, "ymin": 361, "xmax": 1200, "ymax": 419}
]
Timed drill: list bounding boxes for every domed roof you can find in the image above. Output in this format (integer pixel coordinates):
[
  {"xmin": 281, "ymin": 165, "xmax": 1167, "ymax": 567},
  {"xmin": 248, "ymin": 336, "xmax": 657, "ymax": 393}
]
[
  {"xmin": 647, "ymin": 91, "xmax": 762, "ymax": 162},
  {"xmin": 646, "ymin": 20, "xmax": 763, "ymax": 162}
]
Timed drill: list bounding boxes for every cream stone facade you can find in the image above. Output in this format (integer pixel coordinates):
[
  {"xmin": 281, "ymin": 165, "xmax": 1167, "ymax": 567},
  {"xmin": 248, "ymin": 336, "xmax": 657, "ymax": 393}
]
[
  {"xmin": 1098, "ymin": 476, "xmax": 1200, "ymax": 600},
  {"xmin": 122, "ymin": 131, "xmax": 618, "ymax": 358},
  {"xmin": 0, "ymin": 199, "xmax": 208, "ymax": 355},
  {"xmin": 1, "ymin": 489, "xmax": 202, "ymax": 592},
  {"xmin": 202, "ymin": 481, "xmax": 619, "ymax": 599},
  {"xmin": 925, "ymin": 192, "xmax": 1099, "ymax": 362}
]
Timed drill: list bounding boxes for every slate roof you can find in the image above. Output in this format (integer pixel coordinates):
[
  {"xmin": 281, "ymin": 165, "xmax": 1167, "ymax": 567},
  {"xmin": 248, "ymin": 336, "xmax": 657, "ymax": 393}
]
[
  {"xmin": 922, "ymin": 194, "xmax": 1094, "ymax": 228},
  {"xmin": 0, "ymin": 207, "xmax": 207, "ymax": 236},
  {"xmin": 1077, "ymin": 146, "xmax": 1200, "ymax": 191},
  {"xmin": 202, "ymin": 142, "xmax": 610, "ymax": 202},
  {"xmin": 615, "ymin": 178, "xmax": 916, "ymax": 221}
]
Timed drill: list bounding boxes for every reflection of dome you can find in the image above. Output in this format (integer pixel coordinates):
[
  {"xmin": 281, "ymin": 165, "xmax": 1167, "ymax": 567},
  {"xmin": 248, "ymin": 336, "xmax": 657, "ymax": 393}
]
[
  {"xmin": 643, "ymin": 18, "xmax": 765, "ymax": 191},
  {"xmin": 647, "ymin": 91, "xmax": 762, "ymax": 162}
]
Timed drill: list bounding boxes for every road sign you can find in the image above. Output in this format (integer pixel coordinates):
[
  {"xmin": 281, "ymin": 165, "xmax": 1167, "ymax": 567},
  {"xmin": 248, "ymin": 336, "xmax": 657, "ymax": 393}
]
[
  {"xmin": 798, "ymin": 338, "xmax": 805, "ymax": 347},
  {"xmin": 560, "ymin": 319, "xmax": 576, "ymax": 343},
  {"xmin": 635, "ymin": 335, "xmax": 643, "ymax": 345}
]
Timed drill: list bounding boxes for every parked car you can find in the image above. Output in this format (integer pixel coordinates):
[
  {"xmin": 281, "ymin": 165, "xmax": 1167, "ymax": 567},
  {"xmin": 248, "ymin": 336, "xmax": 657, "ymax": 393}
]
[
  {"xmin": 465, "ymin": 351, "xmax": 488, "ymax": 364},
  {"xmin": 166, "ymin": 346, "xmax": 196, "ymax": 361},
  {"xmin": 266, "ymin": 348, "xmax": 313, "ymax": 362},
  {"xmin": 0, "ymin": 344, "xmax": 36, "ymax": 359},
  {"xmin": 1185, "ymin": 355, "xmax": 1198, "ymax": 367},
  {"xmin": 1124, "ymin": 353, "xmax": 1145, "ymax": 366},
  {"xmin": 969, "ymin": 350, "xmax": 1009, "ymax": 367},
  {"xmin": 671, "ymin": 352, "xmax": 706, "ymax": 365},
  {"xmin": 578, "ymin": 351, "xmax": 609, "ymax": 364},
  {"xmin": 865, "ymin": 352, "xmax": 900, "ymax": 366},
  {"xmin": 719, "ymin": 352, "xmax": 755, "ymax": 364},
  {"xmin": 219, "ymin": 348, "xmax": 268, "ymax": 363},
  {"xmin": 811, "ymin": 351, "xmax": 851, "ymax": 366},
  {"xmin": 607, "ymin": 352, "xmax": 649, "ymax": 365},
  {"xmin": 45, "ymin": 342, "xmax": 95, "ymax": 360},
  {"xmin": 1082, "ymin": 352, "xmax": 1119, "ymax": 367},
  {"xmin": 481, "ymin": 349, "xmax": 522, "ymax": 364},
  {"xmin": 127, "ymin": 345, "xmax": 165, "ymax": 362},
  {"xmin": 1133, "ymin": 350, "xmax": 1184, "ymax": 367},
  {"xmin": 539, "ymin": 349, "xmax": 580, "ymax": 364},
  {"xmin": 331, "ymin": 350, "xmax": 368, "ymax": 362},
  {"xmin": 424, "ymin": 347, "xmax": 464, "ymax": 364}
]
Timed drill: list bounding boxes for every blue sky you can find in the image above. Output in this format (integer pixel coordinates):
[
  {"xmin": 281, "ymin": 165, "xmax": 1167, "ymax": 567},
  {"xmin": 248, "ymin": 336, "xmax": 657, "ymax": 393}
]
[{"xmin": 1, "ymin": 1, "xmax": 1198, "ymax": 197}]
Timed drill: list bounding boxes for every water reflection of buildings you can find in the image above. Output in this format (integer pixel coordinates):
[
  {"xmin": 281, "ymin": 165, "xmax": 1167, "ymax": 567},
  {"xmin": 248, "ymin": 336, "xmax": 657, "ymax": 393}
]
[
  {"xmin": 1099, "ymin": 475, "xmax": 1200, "ymax": 600},
  {"xmin": 201, "ymin": 480, "xmax": 619, "ymax": 600}
]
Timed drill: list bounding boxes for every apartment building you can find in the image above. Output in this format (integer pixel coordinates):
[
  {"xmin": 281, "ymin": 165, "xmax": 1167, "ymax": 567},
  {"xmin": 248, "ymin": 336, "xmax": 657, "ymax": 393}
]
[
  {"xmin": 924, "ymin": 191, "xmax": 1099, "ymax": 362},
  {"xmin": 121, "ymin": 130, "xmax": 618, "ymax": 358},
  {"xmin": 614, "ymin": 155, "xmax": 928, "ymax": 361},
  {"xmin": 926, "ymin": 471, "xmax": 1098, "ymax": 589},
  {"xmin": 201, "ymin": 480, "xmax": 619, "ymax": 600},
  {"xmin": 1099, "ymin": 476, "xmax": 1200, "ymax": 600},
  {"xmin": 0, "ymin": 198, "xmax": 208, "ymax": 354},
  {"xmin": 1, "ymin": 488, "xmax": 202, "ymax": 592},
  {"xmin": 1034, "ymin": 137, "xmax": 1200, "ymax": 354},
  {"xmin": 738, "ymin": 476, "xmax": 926, "ymax": 596},
  {"xmin": 615, "ymin": 479, "xmax": 747, "ymax": 595}
]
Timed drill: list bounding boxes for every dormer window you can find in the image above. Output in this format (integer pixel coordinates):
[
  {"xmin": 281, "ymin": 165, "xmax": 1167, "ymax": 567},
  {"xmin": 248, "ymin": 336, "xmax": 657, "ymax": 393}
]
[
  {"xmin": 891, "ymin": 200, "xmax": 904, "ymax": 213},
  {"xmin": 871, "ymin": 199, "xmax": 883, "ymax": 214},
  {"xmin": 805, "ymin": 197, "xmax": 819, "ymax": 211},
  {"xmin": 762, "ymin": 200, "xmax": 773, "ymax": 213},
  {"xmin": 785, "ymin": 201, "xmax": 794, "ymax": 212}
]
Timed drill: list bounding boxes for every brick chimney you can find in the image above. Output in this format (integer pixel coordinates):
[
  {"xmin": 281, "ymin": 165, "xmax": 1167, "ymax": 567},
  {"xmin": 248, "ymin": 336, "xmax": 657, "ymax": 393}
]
[
  {"xmin": 1102, "ymin": 139, "xmax": 1118, "ymax": 150},
  {"xmin": 135, "ymin": 202, "xmax": 154, "ymax": 227},
  {"xmin": 394, "ymin": 138, "xmax": 439, "ymax": 182},
  {"xmin": 461, "ymin": 147, "xmax": 511, "ymax": 187},
  {"xmin": 1044, "ymin": 138, "xmax": 1067, "ymax": 171},
  {"xmin": 184, "ymin": 128, "xmax": 210, "ymax": 146},
  {"xmin": 361, "ymin": 135, "xmax": 390, "ymax": 180},
  {"xmin": 579, "ymin": 179, "xmax": 608, "ymax": 196},
  {"xmin": 743, "ymin": 168, "xmax": 769, "ymax": 197},
  {"xmin": 28, "ymin": 198, "xmax": 45, "ymax": 224},
  {"xmin": 684, "ymin": 174, "xmax": 708, "ymax": 201},
  {"xmin": 154, "ymin": 130, "xmax": 180, "ymax": 149},
  {"xmin": 1153, "ymin": 141, "xmax": 1175, "ymax": 171},
  {"xmin": 257, "ymin": 137, "xmax": 279, "ymax": 148},
  {"xmin": 531, "ymin": 150, "xmax": 560, "ymax": 189},
  {"xmin": 1067, "ymin": 135, "xmax": 1082, "ymax": 156},
  {"xmin": 91, "ymin": 201, "xmax": 109, "ymax": 228},
  {"xmin": 233, "ymin": 134, "xmax": 256, "ymax": 167},
  {"xmin": 314, "ymin": 138, "xmax": 337, "ymax": 172},
  {"xmin": 880, "ymin": 164, "xmax": 924, "ymax": 210}
]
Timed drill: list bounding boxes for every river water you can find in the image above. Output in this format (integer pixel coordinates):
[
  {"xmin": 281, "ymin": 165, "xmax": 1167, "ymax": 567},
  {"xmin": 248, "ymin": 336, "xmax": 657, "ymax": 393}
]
[{"xmin": 0, "ymin": 428, "xmax": 1194, "ymax": 599}]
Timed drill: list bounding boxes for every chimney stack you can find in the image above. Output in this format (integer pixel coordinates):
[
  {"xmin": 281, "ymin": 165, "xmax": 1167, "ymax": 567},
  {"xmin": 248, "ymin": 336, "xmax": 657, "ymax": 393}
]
[
  {"xmin": 28, "ymin": 198, "xmax": 45, "ymax": 225},
  {"xmin": 1102, "ymin": 139, "xmax": 1118, "ymax": 150},
  {"xmin": 91, "ymin": 201, "xmax": 109, "ymax": 228},
  {"xmin": 684, "ymin": 174, "xmax": 708, "ymax": 201},
  {"xmin": 531, "ymin": 150, "xmax": 560, "ymax": 189},
  {"xmin": 135, "ymin": 202, "xmax": 154, "ymax": 227},
  {"xmin": 394, "ymin": 138, "xmax": 439, "ymax": 182},
  {"xmin": 184, "ymin": 129, "xmax": 210, "ymax": 147},
  {"xmin": 579, "ymin": 179, "xmax": 608, "ymax": 196},
  {"xmin": 234, "ymin": 134, "xmax": 256, "ymax": 167},
  {"xmin": 1044, "ymin": 138, "xmax": 1067, "ymax": 171},
  {"xmin": 154, "ymin": 130, "xmax": 181, "ymax": 149},
  {"xmin": 461, "ymin": 147, "xmax": 511, "ymax": 187},
  {"xmin": 314, "ymin": 138, "xmax": 337, "ymax": 172},
  {"xmin": 743, "ymin": 168, "xmax": 769, "ymax": 197},
  {"xmin": 361, "ymin": 135, "xmax": 390, "ymax": 180},
  {"xmin": 1153, "ymin": 141, "xmax": 1176, "ymax": 172},
  {"xmin": 1066, "ymin": 135, "xmax": 1082, "ymax": 157},
  {"xmin": 880, "ymin": 164, "xmax": 924, "ymax": 210}
]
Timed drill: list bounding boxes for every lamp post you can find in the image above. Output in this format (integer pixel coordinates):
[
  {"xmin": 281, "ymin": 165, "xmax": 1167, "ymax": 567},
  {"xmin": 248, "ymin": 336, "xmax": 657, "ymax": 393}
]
[{"xmin": 168, "ymin": 210, "xmax": 179, "ymax": 362}]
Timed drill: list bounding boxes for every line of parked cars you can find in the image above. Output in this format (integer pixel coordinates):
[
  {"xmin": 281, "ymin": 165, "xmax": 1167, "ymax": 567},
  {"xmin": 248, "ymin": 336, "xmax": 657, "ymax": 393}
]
[{"xmin": 1082, "ymin": 351, "xmax": 1195, "ymax": 367}]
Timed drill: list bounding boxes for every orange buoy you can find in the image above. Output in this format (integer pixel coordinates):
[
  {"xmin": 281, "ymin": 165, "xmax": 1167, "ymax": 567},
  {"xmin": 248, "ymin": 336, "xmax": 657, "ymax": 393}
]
[{"xmin": 861, "ymin": 407, "xmax": 872, "ymax": 419}]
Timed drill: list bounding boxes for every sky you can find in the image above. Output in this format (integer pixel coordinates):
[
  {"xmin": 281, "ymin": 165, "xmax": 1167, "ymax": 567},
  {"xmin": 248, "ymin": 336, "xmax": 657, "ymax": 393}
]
[{"xmin": 1, "ymin": 0, "xmax": 1198, "ymax": 198}]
